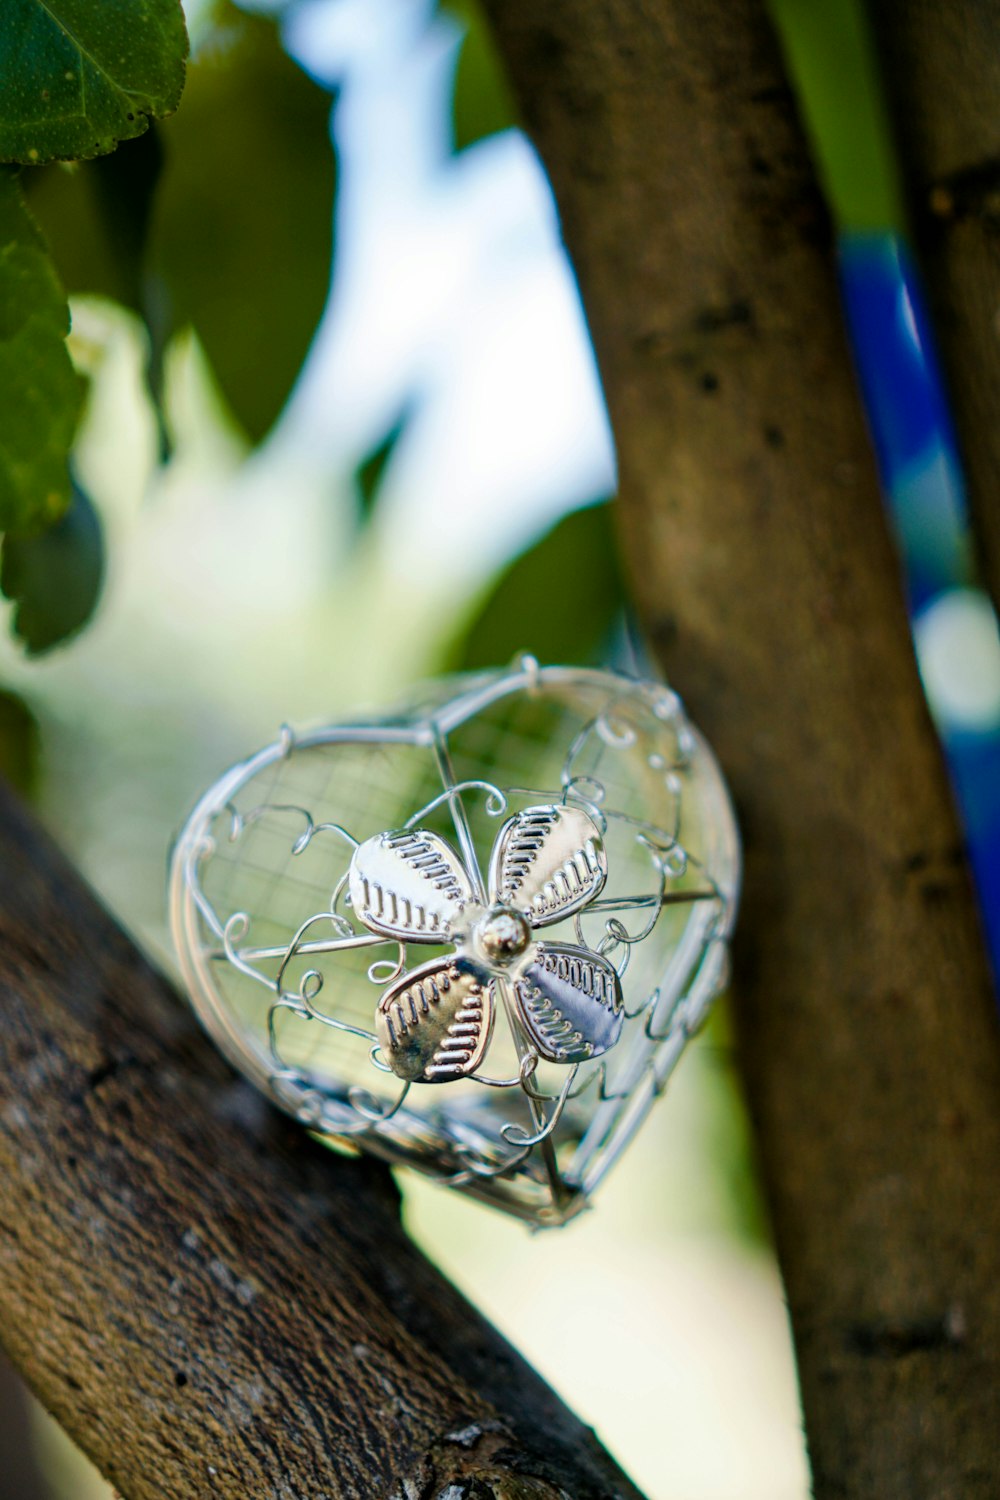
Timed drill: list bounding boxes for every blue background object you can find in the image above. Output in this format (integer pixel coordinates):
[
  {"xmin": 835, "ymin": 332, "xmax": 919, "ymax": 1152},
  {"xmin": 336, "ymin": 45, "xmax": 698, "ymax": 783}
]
[{"xmin": 840, "ymin": 234, "xmax": 1000, "ymax": 975}]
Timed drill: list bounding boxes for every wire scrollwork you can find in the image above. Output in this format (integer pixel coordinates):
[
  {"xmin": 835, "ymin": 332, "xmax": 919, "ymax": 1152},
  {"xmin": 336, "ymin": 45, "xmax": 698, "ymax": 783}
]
[{"xmin": 172, "ymin": 665, "xmax": 739, "ymax": 1227}]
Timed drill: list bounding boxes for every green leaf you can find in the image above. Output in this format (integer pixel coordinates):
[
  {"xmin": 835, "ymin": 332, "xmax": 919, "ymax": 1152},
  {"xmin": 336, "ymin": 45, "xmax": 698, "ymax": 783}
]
[
  {"xmin": 0, "ymin": 0, "xmax": 188, "ymax": 166},
  {"xmin": 0, "ymin": 168, "xmax": 84, "ymax": 534},
  {"xmin": 149, "ymin": 8, "xmax": 335, "ymax": 442},
  {"xmin": 19, "ymin": 10, "xmax": 332, "ymax": 447},
  {"xmin": 443, "ymin": 0, "xmax": 518, "ymax": 151},
  {"xmin": 1, "ymin": 476, "xmax": 104, "ymax": 653},
  {"xmin": 22, "ymin": 127, "xmax": 164, "ymax": 312},
  {"xmin": 24, "ymin": 129, "xmax": 171, "ymax": 453},
  {"xmin": 0, "ymin": 685, "xmax": 39, "ymax": 794},
  {"xmin": 451, "ymin": 501, "xmax": 624, "ymax": 671}
]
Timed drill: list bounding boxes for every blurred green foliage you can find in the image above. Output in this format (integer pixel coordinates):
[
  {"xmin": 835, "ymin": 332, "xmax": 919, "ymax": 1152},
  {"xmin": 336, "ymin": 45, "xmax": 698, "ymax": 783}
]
[
  {"xmin": 767, "ymin": 0, "xmax": 905, "ymax": 233},
  {"xmin": 444, "ymin": 0, "xmax": 518, "ymax": 151},
  {"xmin": 0, "ymin": 0, "xmax": 179, "ymax": 653},
  {"xmin": 1, "ymin": 0, "xmax": 334, "ymax": 688},
  {"xmin": 148, "ymin": 7, "xmax": 334, "ymax": 442},
  {"xmin": 450, "ymin": 502, "xmax": 624, "ymax": 671},
  {"xmin": 25, "ymin": 128, "xmax": 165, "ymax": 320},
  {"xmin": 27, "ymin": 7, "xmax": 336, "ymax": 446},
  {"xmin": 0, "ymin": 686, "xmax": 39, "ymax": 795},
  {"xmin": 0, "ymin": 169, "xmax": 84, "ymax": 534},
  {"xmin": 0, "ymin": 0, "xmax": 188, "ymax": 166},
  {"xmin": 1, "ymin": 478, "xmax": 103, "ymax": 654},
  {"xmin": 23, "ymin": 128, "xmax": 169, "ymax": 446}
]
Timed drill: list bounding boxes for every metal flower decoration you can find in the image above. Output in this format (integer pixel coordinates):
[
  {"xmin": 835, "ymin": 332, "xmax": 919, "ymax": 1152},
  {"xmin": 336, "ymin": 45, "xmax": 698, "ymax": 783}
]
[
  {"xmin": 169, "ymin": 662, "xmax": 741, "ymax": 1226},
  {"xmin": 348, "ymin": 804, "xmax": 623, "ymax": 1084}
]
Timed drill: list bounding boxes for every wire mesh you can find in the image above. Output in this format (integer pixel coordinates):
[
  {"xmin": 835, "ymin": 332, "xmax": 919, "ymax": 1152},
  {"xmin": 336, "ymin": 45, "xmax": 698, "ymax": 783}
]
[{"xmin": 170, "ymin": 661, "xmax": 740, "ymax": 1226}]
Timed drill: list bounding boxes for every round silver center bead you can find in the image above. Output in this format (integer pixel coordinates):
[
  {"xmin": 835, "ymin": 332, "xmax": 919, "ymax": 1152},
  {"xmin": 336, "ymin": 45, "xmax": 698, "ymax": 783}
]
[{"xmin": 475, "ymin": 906, "xmax": 531, "ymax": 966}]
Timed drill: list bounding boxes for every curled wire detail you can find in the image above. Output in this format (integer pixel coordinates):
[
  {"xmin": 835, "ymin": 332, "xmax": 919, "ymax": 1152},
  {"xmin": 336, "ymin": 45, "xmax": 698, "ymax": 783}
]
[{"xmin": 173, "ymin": 666, "xmax": 739, "ymax": 1226}]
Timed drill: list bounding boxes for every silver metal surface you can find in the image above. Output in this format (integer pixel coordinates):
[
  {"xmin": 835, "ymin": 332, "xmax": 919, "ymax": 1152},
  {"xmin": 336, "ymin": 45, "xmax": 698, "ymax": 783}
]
[
  {"xmin": 490, "ymin": 804, "xmax": 607, "ymax": 926},
  {"xmin": 514, "ymin": 943, "xmax": 623, "ymax": 1064},
  {"xmin": 350, "ymin": 801, "xmax": 619, "ymax": 1084},
  {"xmin": 376, "ymin": 956, "xmax": 495, "ymax": 1083},
  {"xmin": 169, "ymin": 659, "xmax": 742, "ymax": 1227},
  {"xmin": 349, "ymin": 828, "xmax": 472, "ymax": 942}
]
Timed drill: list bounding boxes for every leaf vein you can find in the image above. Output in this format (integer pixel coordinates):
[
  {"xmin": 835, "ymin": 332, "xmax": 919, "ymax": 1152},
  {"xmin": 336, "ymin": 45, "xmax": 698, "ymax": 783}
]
[{"xmin": 32, "ymin": 0, "xmax": 153, "ymax": 111}]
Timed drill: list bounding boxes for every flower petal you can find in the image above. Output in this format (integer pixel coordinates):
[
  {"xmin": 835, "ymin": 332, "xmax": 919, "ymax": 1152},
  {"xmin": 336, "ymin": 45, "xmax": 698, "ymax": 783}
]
[
  {"xmin": 513, "ymin": 943, "xmax": 623, "ymax": 1064},
  {"xmin": 489, "ymin": 804, "xmax": 607, "ymax": 926},
  {"xmin": 376, "ymin": 956, "xmax": 494, "ymax": 1083},
  {"xmin": 349, "ymin": 828, "xmax": 474, "ymax": 942}
]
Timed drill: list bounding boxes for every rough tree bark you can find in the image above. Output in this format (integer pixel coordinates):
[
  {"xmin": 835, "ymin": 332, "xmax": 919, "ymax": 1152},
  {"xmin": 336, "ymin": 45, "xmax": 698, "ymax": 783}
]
[
  {"xmin": 482, "ymin": 2, "xmax": 1000, "ymax": 1496},
  {"xmin": 867, "ymin": 0, "xmax": 1000, "ymax": 613},
  {"xmin": 0, "ymin": 781, "xmax": 645, "ymax": 1500}
]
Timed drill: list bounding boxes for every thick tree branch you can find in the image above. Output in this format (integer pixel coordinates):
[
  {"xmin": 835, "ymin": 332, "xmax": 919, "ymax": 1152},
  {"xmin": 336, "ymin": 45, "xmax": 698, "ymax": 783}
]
[
  {"xmin": 483, "ymin": 1, "xmax": 1000, "ymax": 1494},
  {"xmin": 0, "ymin": 780, "xmax": 644, "ymax": 1500},
  {"xmin": 867, "ymin": 0, "xmax": 1000, "ymax": 612}
]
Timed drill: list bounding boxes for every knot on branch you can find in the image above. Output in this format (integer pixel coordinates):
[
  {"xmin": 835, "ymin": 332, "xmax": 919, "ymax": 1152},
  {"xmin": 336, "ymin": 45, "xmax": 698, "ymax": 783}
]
[
  {"xmin": 404, "ymin": 1423, "xmax": 576, "ymax": 1500},
  {"xmin": 926, "ymin": 157, "xmax": 1000, "ymax": 227}
]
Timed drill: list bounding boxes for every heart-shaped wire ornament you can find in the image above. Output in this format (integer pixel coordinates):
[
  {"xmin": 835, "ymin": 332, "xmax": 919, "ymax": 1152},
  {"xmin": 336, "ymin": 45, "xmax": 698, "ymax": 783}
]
[{"xmin": 169, "ymin": 660, "xmax": 740, "ymax": 1226}]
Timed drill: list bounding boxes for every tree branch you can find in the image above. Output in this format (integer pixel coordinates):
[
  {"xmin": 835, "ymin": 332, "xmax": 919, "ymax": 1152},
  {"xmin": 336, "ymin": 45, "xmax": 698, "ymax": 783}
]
[
  {"xmin": 0, "ymin": 779, "xmax": 644, "ymax": 1500},
  {"xmin": 867, "ymin": 0, "xmax": 1000, "ymax": 613},
  {"xmin": 483, "ymin": 1, "xmax": 1000, "ymax": 1494}
]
